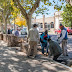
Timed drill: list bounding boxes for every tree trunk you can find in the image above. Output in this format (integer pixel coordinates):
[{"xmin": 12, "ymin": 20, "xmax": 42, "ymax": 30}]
[
  {"xmin": 1, "ymin": 24, "xmax": 3, "ymax": 33},
  {"xmin": 5, "ymin": 19, "xmax": 7, "ymax": 34},
  {"xmin": 0, "ymin": 21, "xmax": 3, "ymax": 33},
  {"xmin": 14, "ymin": 17, "xmax": 15, "ymax": 31},
  {"xmin": 8, "ymin": 19, "xmax": 11, "ymax": 25},
  {"xmin": 0, "ymin": 21, "xmax": 1, "ymax": 32},
  {"xmin": 26, "ymin": 16, "xmax": 32, "ymax": 31}
]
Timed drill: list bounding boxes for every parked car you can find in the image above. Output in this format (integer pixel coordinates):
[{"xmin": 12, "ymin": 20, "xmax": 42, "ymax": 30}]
[
  {"xmin": 55, "ymin": 27, "xmax": 72, "ymax": 35},
  {"xmin": 21, "ymin": 27, "xmax": 27, "ymax": 35},
  {"xmin": 55, "ymin": 29, "xmax": 61, "ymax": 34},
  {"xmin": 66, "ymin": 27, "xmax": 72, "ymax": 34}
]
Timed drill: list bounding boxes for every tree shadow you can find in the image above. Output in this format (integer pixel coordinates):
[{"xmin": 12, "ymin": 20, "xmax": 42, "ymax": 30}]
[
  {"xmin": 0, "ymin": 36, "xmax": 72, "ymax": 72},
  {"xmin": 0, "ymin": 45, "xmax": 57, "ymax": 72}
]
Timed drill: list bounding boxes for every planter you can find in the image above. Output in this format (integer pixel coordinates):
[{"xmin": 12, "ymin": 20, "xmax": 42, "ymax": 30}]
[
  {"xmin": 7, "ymin": 35, "xmax": 26, "ymax": 47},
  {"xmin": 7, "ymin": 34, "xmax": 14, "ymax": 46},
  {"xmin": 3, "ymin": 34, "xmax": 7, "ymax": 42}
]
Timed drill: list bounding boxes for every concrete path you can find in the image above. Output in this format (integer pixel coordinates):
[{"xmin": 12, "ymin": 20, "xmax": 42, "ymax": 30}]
[{"xmin": 0, "ymin": 40, "xmax": 72, "ymax": 72}]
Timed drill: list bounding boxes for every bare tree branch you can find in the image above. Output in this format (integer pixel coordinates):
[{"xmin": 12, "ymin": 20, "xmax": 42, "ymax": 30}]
[
  {"xmin": 28, "ymin": 0, "xmax": 41, "ymax": 15},
  {"xmin": 5, "ymin": 11, "xmax": 11, "ymax": 20},
  {"xmin": 13, "ymin": 0, "xmax": 29, "ymax": 19}
]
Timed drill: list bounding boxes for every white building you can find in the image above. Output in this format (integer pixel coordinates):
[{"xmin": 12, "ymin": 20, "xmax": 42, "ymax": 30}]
[{"xmin": 54, "ymin": 11, "xmax": 63, "ymax": 29}]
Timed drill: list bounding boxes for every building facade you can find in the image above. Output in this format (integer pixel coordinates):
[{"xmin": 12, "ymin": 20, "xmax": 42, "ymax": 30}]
[
  {"xmin": 54, "ymin": 11, "xmax": 63, "ymax": 29},
  {"xmin": 32, "ymin": 11, "xmax": 63, "ymax": 32},
  {"xmin": 32, "ymin": 15, "xmax": 54, "ymax": 32}
]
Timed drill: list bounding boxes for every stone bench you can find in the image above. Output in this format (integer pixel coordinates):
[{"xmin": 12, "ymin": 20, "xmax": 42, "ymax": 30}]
[
  {"xmin": 7, "ymin": 35, "xmax": 25, "ymax": 47},
  {"xmin": 7, "ymin": 34, "xmax": 14, "ymax": 46},
  {"xmin": 12, "ymin": 36, "xmax": 25, "ymax": 47},
  {"xmin": 7, "ymin": 35, "xmax": 19, "ymax": 47},
  {"xmin": 2, "ymin": 34, "xmax": 26, "ymax": 48},
  {"xmin": 3, "ymin": 34, "xmax": 7, "ymax": 42}
]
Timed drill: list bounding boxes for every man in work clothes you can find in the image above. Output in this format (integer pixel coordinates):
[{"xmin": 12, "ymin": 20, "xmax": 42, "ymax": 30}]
[
  {"xmin": 48, "ymin": 37, "xmax": 63, "ymax": 63},
  {"xmin": 40, "ymin": 30, "xmax": 49, "ymax": 55},
  {"xmin": 58, "ymin": 24, "xmax": 68, "ymax": 56},
  {"xmin": 27, "ymin": 24, "xmax": 39, "ymax": 58}
]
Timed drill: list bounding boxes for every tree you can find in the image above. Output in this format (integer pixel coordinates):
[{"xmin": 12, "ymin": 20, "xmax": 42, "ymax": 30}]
[
  {"xmin": 61, "ymin": 4, "xmax": 72, "ymax": 27},
  {"xmin": 0, "ymin": 11, "xmax": 3, "ymax": 32},
  {"xmin": 0, "ymin": 0, "xmax": 13, "ymax": 34},
  {"xmin": 0, "ymin": 0, "xmax": 67, "ymax": 31},
  {"xmin": 0, "ymin": 0, "xmax": 20, "ymax": 34},
  {"xmin": 12, "ymin": 16, "xmax": 27, "ymax": 27},
  {"xmin": 12, "ymin": 0, "xmax": 65, "ymax": 30},
  {"xmin": 10, "ymin": 2, "xmax": 20, "ymax": 31}
]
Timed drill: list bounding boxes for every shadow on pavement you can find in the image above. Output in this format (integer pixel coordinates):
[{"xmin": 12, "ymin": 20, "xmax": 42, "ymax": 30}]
[{"xmin": 0, "ymin": 43, "xmax": 71, "ymax": 72}]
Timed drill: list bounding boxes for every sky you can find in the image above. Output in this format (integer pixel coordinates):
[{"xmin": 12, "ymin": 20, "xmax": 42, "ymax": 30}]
[{"xmin": 33, "ymin": 0, "xmax": 66, "ymax": 19}]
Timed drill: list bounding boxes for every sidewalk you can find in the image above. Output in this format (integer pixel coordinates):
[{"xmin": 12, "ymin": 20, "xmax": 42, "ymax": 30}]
[
  {"xmin": 0, "ymin": 40, "xmax": 72, "ymax": 72},
  {"xmin": 48, "ymin": 29, "xmax": 56, "ymax": 35}
]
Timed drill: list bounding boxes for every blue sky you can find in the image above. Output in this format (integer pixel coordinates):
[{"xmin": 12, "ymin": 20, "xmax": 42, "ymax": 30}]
[{"xmin": 33, "ymin": 0, "xmax": 66, "ymax": 19}]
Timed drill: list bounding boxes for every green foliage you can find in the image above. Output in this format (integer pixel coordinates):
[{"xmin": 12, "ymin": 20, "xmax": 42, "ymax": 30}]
[
  {"xmin": 0, "ymin": 0, "xmax": 13, "ymax": 20},
  {"xmin": 0, "ymin": 0, "xmax": 66, "ymax": 18},
  {"xmin": 0, "ymin": 0, "xmax": 66, "ymax": 30},
  {"xmin": 61, "ymin": 3, "xmax": 72, "ymax": 27},
  {"xmin": 0, "ymin": 0, "xmax": 20, "ymax": 23},
  {"xmin": 12, "ymin": 0, "xmax": 65, "ymax": 15}
]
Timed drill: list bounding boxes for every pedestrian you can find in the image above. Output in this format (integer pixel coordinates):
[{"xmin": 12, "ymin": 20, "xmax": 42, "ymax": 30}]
[
  {"xmin": 47, "ymin": 37, "xmax": 63, "ymax": 63},
  {"xmin": 27, "ymin": 24, "xmax": 39, "ymax": 58},
  {"xmin": 15, "ymin": 28, "xmax": 19, "ymax": 37},
  {"xmin": 10, "ymin": 29, "xmax": 13, "ymax": 34},
  {"xmin": 40, "ymin": 30, "xmax": 49, "ymax": 56},
  {"xmin": 8, "ymin": 28, "xmax": 11, "ymax": 34},
  {"xmin": 57, "ymin": 24, "xmax": 68, "ymax": 56}
]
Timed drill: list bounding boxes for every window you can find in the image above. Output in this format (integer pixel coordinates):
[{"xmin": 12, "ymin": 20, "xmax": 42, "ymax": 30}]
[
  {"xmin": 51, "ymin": 22, "xmax": 54, "ymax": 28},
  {"xmin": 41, "ymin": 25, "xmax": 43, "ymax": 28},
  {"xmin": 45, "ymin": 25, "xmax": 48, "ymax": 28}
]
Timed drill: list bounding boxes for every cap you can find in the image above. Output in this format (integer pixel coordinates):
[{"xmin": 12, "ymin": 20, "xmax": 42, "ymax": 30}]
[
  {"xmin": 33, "ymin": 24, "xmax": 38, "ymax": 27},
  {"xmin": 59, "ymin": 23, "xmax": 63, "ymax": 26}
]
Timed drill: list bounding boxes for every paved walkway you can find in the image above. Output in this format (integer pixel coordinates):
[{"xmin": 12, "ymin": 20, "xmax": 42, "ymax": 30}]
[{"xmin": 0, "ymin": 40, "xmax": 72, "ymax": 72}]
